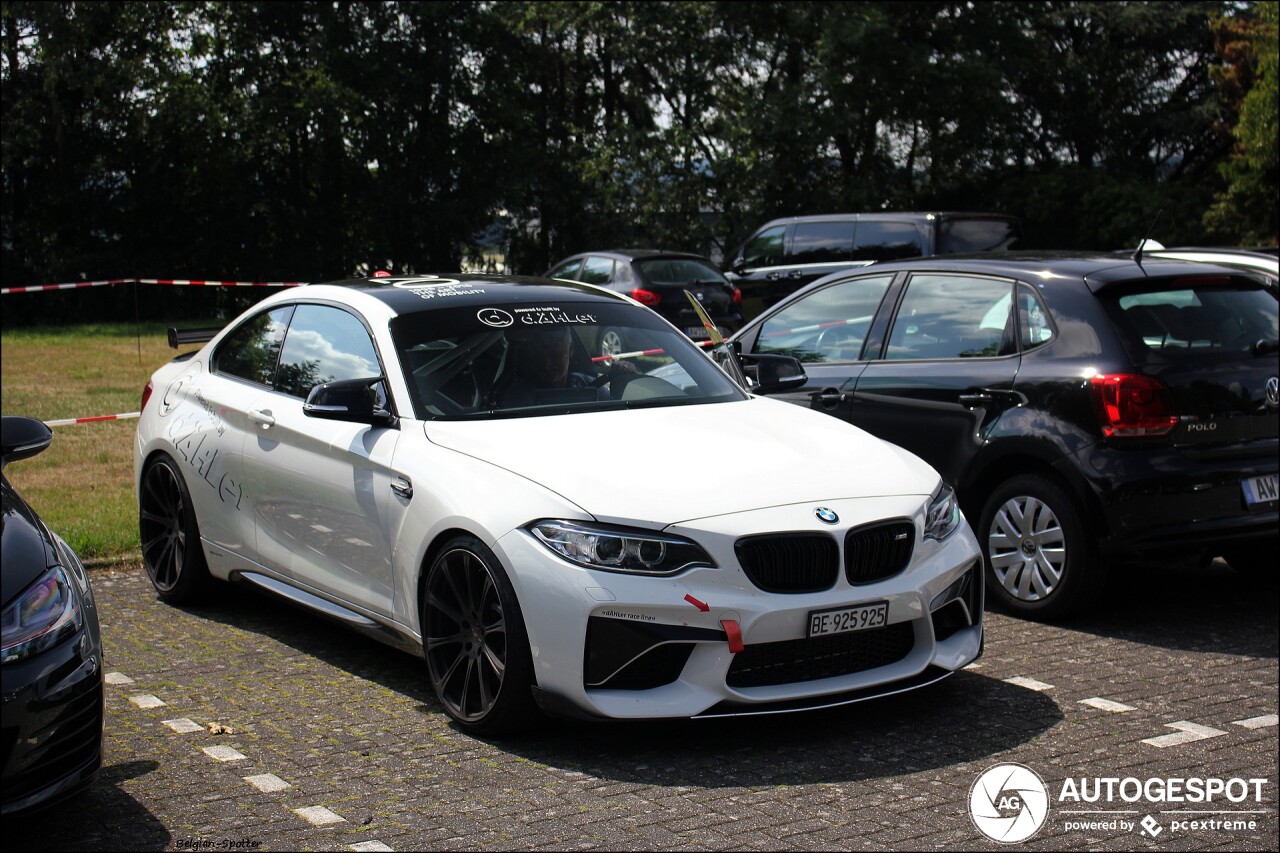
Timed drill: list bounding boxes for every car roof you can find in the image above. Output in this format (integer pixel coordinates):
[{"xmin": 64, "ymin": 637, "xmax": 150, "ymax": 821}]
[
  {"xmin": 755, "ymin": 211, "xmax": 1017, "ymax": 227},
  {"xmin": 303, "ymin": 273, "xmax": 630, "ymax": 316},
  {"xmin": 814, "ymin": 252, "xmax": 1271, "ymax": 292},
  {"xmin": 553, "ymin": 249, "xmax": 712, "ymax": 263}
]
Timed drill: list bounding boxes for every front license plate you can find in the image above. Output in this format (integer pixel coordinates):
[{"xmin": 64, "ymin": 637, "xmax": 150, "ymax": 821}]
[
  {"xmin": 1242, "ymin": 473, "xmax": 1279, "ymax": 507},
  {"xmin": 808, "ymin": 601, "xmax": 889, "ymax": 638}
]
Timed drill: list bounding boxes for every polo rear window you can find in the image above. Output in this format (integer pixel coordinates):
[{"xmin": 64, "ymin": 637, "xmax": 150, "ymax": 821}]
[{"xmin": 1099, "ymin": 278, "xmax": 1278, "ymax": 357}]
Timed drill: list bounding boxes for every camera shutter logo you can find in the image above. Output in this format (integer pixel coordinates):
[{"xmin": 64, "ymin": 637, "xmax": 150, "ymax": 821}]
[
  {"xmin": 477, "ymin": 308, "xmax": 514, "ymax": 328},
  {"xmin": 969, "ymin": 763, "xmax": 1050, "ymax": 843}
]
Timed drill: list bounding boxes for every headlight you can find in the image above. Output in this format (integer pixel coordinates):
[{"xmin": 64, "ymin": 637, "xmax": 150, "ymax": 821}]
[
  {"xmin": 924, "ymin": 483, "xmax": 962, "ymax": 542},
  {"xmin": 1, "ymin": 565, "xmax": 83, "ymax": 664},
  {"xmin": 528, "ymin": 520, "xmax": 717, "ymax": 575}
]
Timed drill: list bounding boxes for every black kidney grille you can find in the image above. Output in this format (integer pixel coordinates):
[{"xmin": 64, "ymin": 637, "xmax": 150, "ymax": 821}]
[
  {"xmin": 735, "ymin": 534, "xmax": 838, "ymax": 593},
  {"xmin": 726, "ymin": 621, "xmax": 915, "ymax": 688},
  {"xmin": 845, "ymin": 520, "xmax": 914, "ymax": 584}
]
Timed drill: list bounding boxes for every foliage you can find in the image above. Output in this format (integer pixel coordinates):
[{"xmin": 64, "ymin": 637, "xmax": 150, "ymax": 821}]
[
  {"xmin": 1205, "ymin": 0, "xmax": 1279, "ymax": 243},
  {"xmin": 2, "ymin": 1, "xmax": 1276, "ymax": 327}
]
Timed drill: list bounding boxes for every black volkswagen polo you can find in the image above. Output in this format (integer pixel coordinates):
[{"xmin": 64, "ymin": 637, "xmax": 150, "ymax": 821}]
[
  {"xmin": 1, "ymin": 417, "xmax": 103, "ymax": 814},
  {"xmin": 732, "ymin": 253, "xmax": 1279, "ymax": 619}
]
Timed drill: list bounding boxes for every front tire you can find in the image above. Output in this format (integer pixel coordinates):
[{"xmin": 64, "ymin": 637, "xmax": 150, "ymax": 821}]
[
  {"xmin": 422, "ymin": 536, "xmax": 540, "ymax": 735},
  {"xmin": 139, "ymin": 453, "xmax": 213, "ymax": 604},
  {"xmin": 979, "ymin": 474, "xmax": 1103, "ymax": 620}
]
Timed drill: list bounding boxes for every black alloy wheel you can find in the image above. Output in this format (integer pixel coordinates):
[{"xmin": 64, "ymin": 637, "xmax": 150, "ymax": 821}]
[
  {"xmin": 422, "ymin": 536, "xmax": 538, "ymax": 734},
  {"xmin": 139, "ymin": 453, "xmax": 212, "ymax": 603}
]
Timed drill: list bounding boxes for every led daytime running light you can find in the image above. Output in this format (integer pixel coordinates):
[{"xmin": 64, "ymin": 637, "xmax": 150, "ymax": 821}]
[{"xmin": 528, "ymin": 520, "xmax": 715, "ymax": 575}]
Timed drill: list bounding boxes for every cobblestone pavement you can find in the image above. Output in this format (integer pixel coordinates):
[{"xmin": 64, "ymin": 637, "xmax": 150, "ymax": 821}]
[{"xmin": 8, "ymin": 559, "xmax": 1276, "ymax": 852}]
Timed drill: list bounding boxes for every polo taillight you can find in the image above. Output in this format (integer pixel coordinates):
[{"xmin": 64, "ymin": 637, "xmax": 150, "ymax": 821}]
[
  {"xmin": 140, "ymin": 381, "xmax": 154, "ymax": 413},
  {"xmin": 1089, "ymin": 374, "xmax": 1178, "ymax": 438},
  {"xmin": 631, "ymin": 288, "xmax": 661, "ymax": 306}
]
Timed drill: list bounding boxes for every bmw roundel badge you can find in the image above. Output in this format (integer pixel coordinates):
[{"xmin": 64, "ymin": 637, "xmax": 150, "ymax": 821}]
[{"xmin": 815, "ymin": 507, "xmax": 839, "ymax": 524}]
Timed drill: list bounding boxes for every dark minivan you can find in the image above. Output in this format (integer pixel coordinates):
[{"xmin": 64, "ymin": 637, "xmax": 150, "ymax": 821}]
[
  {"xmin": 731, "ymin": 253, "xmax": 1278, "ymax": 619},
  {"xmin": 726, "ymin": 212, "xmax": 1019, "ymax": 320}
]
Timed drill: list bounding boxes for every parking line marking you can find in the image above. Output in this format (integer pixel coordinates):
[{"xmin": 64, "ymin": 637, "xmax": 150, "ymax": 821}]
[
  {"xmin": 294, "ymin": 806, "xmax": 346, "ymax": 826},
  {"xmin": 350, "ymin": 842, "xmax": 394, "ymax": 852},
  {"xmin": 1006, "ymin": 676, "xmax": 1054, "ymax": 691},
  {"xmin": 129, "ymin": 694, "xmax": 167, "ymax": 709},
  {"xmin": 1232, "ymin": 714, "xmax": 1279, "ymax": 729},
  {"xmin": 1142, "ymin": 721, "xmax": 1228, "ymax": 748},
  {"xmin": 105, "ymin": 672, "xmax": 134, "ymax": 685},
  {"xmin": 202, "ymin": 745, "xmax": 248, "ymax": 762},
  {"xmin": 162, "ymin": 718, "xmax": 205, "ymax": 733},
  {"xmin": 244, "ymin": 773, "xmax": 292, "ymax": 793},
  {"xmin": 1079, "ymin": 697, "xmax": 1136, "ymax": 712}
]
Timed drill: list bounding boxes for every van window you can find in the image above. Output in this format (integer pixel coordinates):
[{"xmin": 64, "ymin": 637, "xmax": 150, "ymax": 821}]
[
  {"xmin": 741, "ymin": 226, "xmax": 785, "ymax": 268},
  {"xmin": 789, "ymin": 221, "xmax": 854, "ymax": 265},
  {"xmin": 936, "ymin": 218, "xmax": 1019, "ymax": 253},
  {"xmin": 854, "ymin": 221, "xmax": 924, "ymax": 261}
]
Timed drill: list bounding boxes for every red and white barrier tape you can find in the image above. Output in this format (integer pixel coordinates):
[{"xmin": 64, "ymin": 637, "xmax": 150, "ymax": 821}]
[
  {"xmin": 44, "ymin": 412, "xmax": 141, "ymax": 427},
  {"xmin": 591, "ymin": 347, "xmax": 667, "ymax": 363},
  {"xmin": 1, "ymin": 278, "xmax": 306, "ymax": 295},
  {"xmin": 762, "ymin": 314, "xmax": 874, "ymax": 337}
]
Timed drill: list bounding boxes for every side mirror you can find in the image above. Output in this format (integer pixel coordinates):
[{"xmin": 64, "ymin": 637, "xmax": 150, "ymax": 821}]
[
  {"xmin": 303, "ymin": 377, "xmax": 396, "ymax": 427},
  {"xmin": 1, "ymin": 416, "xmax": 54, "ymax": 468},
  {"xmin": 739, "ymin": 353, "xmax": 807, "ymax": 394},
  {"xmin": 730, "ymin": 257, "xmax": 746, "ymax": 276}
]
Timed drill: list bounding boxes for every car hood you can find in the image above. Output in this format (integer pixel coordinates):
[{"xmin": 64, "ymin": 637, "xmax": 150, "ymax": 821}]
[
  {"xmin": 422, "ymin": 396, "xmax": 938, "ymax": 526},
  {"xmin": 1, "ymin": 477, "xmax": 57, "ymax": 607}
]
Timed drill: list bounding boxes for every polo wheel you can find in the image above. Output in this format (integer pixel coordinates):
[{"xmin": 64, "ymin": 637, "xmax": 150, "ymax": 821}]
[
  {"xmin": 139, "ymin": 453, "xmax": 212, "ymax": 604},
  {"xmin": 980, "ymin": 474, "xmax": 1104, "ymax": 620},
  {"xmin": 422, "ymin": 536, "xmax": 539, "ymax": 735}
]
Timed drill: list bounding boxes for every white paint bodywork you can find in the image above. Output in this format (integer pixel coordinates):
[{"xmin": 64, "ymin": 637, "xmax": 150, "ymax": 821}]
[{"xmin": 135, "ymin": 284, "xmax": 983, "ymax": 720}]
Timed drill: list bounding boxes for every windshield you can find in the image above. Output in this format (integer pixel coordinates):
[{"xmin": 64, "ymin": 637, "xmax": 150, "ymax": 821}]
[
  {"xmin": 391, "ymin": 301, "xmax": 747, "ymax": 419},
  {"xmin": 633, "ymin": 257, "xmax": 728, "ymax": 287},
  {"xmin": 1099, "ymin": 278, "xmax": 1278, "ymax": 358}
]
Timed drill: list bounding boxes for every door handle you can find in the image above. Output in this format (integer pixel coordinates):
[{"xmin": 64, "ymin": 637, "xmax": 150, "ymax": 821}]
[
  {"xmin": 765, "ymin": 271, "xmax": 782, "ymax": 281},
  {"xmin": 787, "ymin": 270, "xmax": 804, "ymax": 279},
  {"xmin": 815, "ymin": 389, "xmax": 847, "ymax": 408},
  {"xmin": 958, "ymin": 392, "xmax": 994, "ymax": 407},
  {"xmin": 248, "ymin": 409, "xmax": 276, "ymax": 428},
  {"xmin": 391, "ymin": 477, "xmax": 413, "ymax": 499}
]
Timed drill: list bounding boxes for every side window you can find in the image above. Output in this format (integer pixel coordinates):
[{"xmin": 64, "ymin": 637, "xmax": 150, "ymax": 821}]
[
  {"xmin": 274, "ymin": 304, "xmax": 381, "ymax": 399},
  {"xmin": 937, "ymin": 218, "xmax": 1020, "ymax": 253},
  {"xmin": 741, "ymin": 226, "xmax": 785, "ymax": 268},
  {"xmin": 547, "ymin": 259, "xmax": 582, "ymax": 280},
  {"xmin": 854, "ymin": 221, "xmax": 924, "ymax": 262},
  {"xmin": 1018, "ymin": 285, "xmax": 1054, "ymax": 350},
  {"xmin": 788, "ymin": 221, "xmax": 854, "ymax": 265},
  {"xmin": 757, "ymin": 274, "xmax": 894, "ymax": 363},
  {"xmin": 214, "ymin": 306, "xmax": 294, "ymax": 386},
  {"xmin": 577, "ymin": 256, "xmax": 615, "ymax": 285},
  {"xmin": 885, "ymin": 275, "xmax": 1013, "ymax": 360}
]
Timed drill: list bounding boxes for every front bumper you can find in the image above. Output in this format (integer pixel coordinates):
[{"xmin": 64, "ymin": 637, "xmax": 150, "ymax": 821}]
[
  {"xmin": 496, "ymin": 494, "xmax": 983, "ymax": 720},
  {"xmin": 1, "ymin": 623, "xmax": 104, "ymax": 815}
]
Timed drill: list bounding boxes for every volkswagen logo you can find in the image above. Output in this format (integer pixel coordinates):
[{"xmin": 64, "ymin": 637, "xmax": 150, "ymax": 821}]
[
  {"xmin": 814, "ymin": 507, "xmax": 839, "ymax": 524},
  {"xmin": 1266, "ymin": 376, "xmax": 1279, "ymax": 410}
]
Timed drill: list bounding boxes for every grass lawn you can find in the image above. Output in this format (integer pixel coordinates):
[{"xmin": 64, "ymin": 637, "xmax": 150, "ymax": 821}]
[{"xmin": 2, "ymin": 322, "xmax": 200, "ymax": 561}]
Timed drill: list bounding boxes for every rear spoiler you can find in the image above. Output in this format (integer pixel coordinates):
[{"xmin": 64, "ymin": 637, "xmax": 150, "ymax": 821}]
[{"xmin": 167, "ymin": 326, "xmax": 222, "ymax": 349}]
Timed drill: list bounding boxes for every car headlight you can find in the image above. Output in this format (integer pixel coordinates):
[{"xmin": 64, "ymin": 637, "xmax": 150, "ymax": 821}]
[
  {"xmin": 1, "ymin": 565, "xmax": 83, "ymax": 664},
  {"xmin": 924, "ymin": 483, "xmax": 962, "ymax": 542},
  {"xmin": 528, "ymin": 519, "xmax": 717, "ymax": 575}
]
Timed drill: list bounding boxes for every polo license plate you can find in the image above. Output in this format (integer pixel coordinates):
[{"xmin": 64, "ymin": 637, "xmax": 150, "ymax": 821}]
[
  {"xmin": 808, "ymin": 601, "xmax": 889, "ymax": 638},
  {"xmin": 1241, "ymin": 473, "xmax": 1279, "ymax": 507}
]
